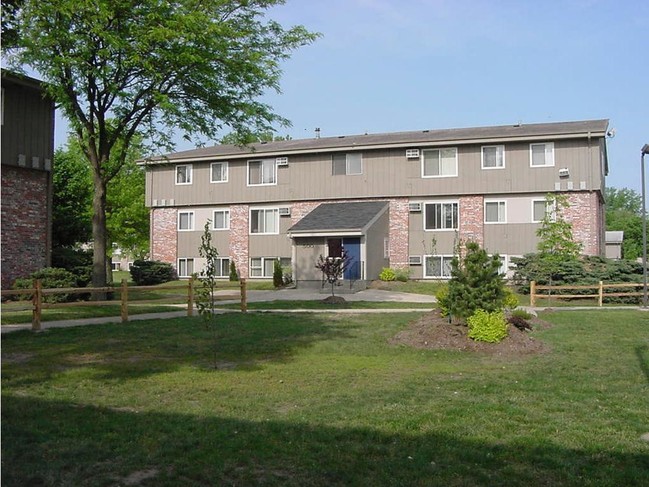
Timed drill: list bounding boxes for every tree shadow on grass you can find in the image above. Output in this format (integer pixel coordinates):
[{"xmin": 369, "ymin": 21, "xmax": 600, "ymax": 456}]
[
  {"xmin": 636, "ymin": 345, "xmax": 649, "ymax": 385},
  {"xmin": 2, "ymin": 394, "xmax": 648, "ymax": 487},
  {"xmin": 1, "ymin": 313, "xmax": 358, "ymax": 385}
]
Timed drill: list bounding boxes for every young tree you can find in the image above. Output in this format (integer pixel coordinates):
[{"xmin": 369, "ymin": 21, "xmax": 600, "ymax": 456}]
[
  {"xmin": 447, "ymin": 241, "xmax": 505, "ymax": 320},
  {"xmin": 315, "ymin": 250, "xmax": 351, "ymax": 298},
  {"xmin": 196, "ymin": 221, "xmax": 221, "ymax": 369},
  {"xmin": 6, "ymin": 0, "xmax": 318, "ymax": 288}
]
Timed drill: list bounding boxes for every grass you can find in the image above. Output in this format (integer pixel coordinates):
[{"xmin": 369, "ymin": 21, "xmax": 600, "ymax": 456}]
[
  {"xmin": 2, "ymin": 309, "xmax": 648, "ymax": 485},
  {"xmin": 219, "ymin": 300, "xmax": 434, "ymax": 310},
  {"xmin": 0, "ymin": 304, "xmax": 184, "ymax": 325}
]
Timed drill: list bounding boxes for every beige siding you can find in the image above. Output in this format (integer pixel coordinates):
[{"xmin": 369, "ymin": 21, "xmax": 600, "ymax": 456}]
[
  {"xmin": 365, "ymin": 210, "xmax": 390, "ymax": 280},
  {"xmin": 293, "ymin": 237, "xmax": 326, "ymax": 282},
  {"xmin": 147, "ymin": 138, "xmax": 606, "ymax": 207}
]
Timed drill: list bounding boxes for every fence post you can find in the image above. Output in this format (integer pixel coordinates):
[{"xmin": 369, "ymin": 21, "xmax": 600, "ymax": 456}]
[
  {"xmin": 188, "ymin": 278, "xmax": 194, "ymax": 317},
  {"xmin": 32, "ymin": 279, "xmax": 42, "ymax": 331},
  {"xmin": 530, "ymin": 281, "xmax": 536, "ymax": 307},
  {"xmin": 121, "ymin": 279, "xmax": 129, "ymax": 323},
  {"xmin": 240, "ymin": 278, "xmax": 247, "ymax": 313},
  {"xmin": 598, "ymin": 281, "xmax": 604, "ymax": 307}
]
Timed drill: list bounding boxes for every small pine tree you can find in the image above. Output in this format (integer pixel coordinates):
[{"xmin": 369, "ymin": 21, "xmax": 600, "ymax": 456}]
[
  {"xmin": 273, "ymin": 259, "xmax": 283, "ymax": 288},
  {"xmin": 229, "ymin": 260, "xmax": 239, "ymax": 281},
  {"xmin": 447, "ymin": 241, "xmax": 505, "ymax": 320}
]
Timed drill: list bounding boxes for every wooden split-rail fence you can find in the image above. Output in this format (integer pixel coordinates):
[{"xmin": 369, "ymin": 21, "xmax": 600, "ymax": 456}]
[{"xmin": 529, "ymin": 280, "xmax": 644, "ymax": 307}]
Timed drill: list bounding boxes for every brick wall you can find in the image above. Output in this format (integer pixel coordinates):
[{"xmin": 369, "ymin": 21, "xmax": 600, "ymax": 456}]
[
  {"xmin": 150, "ymin": 207, "xmax": 177, "ymax": 265},
  {"xmin": 388, "ymin": 198, "xmax": 409, "ymax": 268},
  {"xmin": 229, "ymin": 205, "xmax": 250, "ymax": 279},
  {"xmin": 459, "ymin": 195, "xmax": 484, "ymax": 248},
  {"xmin": 1, "ymin": 166, "xmax": 50, "ymax": 288},
  {"xmin": 563, "ymin": 191, "xmax": 601, "ymax": 256}
]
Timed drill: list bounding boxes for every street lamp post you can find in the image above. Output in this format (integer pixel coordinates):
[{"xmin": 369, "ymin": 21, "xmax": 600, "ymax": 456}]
[{"xmin": 642, "ymin": 144, "xmax": 649, "ymax": 307}]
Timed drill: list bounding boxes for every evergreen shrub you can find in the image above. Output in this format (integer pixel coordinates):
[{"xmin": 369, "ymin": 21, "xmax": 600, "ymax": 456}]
[
  {"xmin": 229, "ymin": 261, "xmax": 239, "ymax": 281},
  {"xmin": 130, "ymin": 260, "xmax": 176, "ymax": 285},
  {"xmin": 12, "ymin": 267, "xmax": 78, "ymax": 303},
  {"xmin": 273, "ymin": 259, "xmax": 283, "ymax": 288}
]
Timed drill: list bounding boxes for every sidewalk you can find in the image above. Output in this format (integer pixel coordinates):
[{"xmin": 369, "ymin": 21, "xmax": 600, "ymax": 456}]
[{"xmin": 1, "ymin": 288, "xmax": 436, "ymax": 334}]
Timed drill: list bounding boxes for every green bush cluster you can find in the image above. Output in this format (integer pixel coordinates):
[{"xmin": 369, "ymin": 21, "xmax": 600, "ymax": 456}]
[
  {"xmin": 273, "ymin": 259, "xmax": 283, "ymax": 288},
  {"xmin": 435, "ymin": 284, "xmax": 450, "ymax": 317},
  {"xmin": 379, "ymin": 267, "xmax": 396, "ymax": 281},
  {"xmin": 12, "ymin": 267, "xmax": 78, "ymax": 303},
  {"xmin": 130, "ymin": 260, "xmax": 176, "ymax": 285},
  {"xmin": 467, "ymin": 310, "xmax": 508, "ymax": 343},
  {"xmin": 51, "ymin": 247, "xmax": 93, "ymax": 287},
  {"xmin": 379, "ymin": 267, "xmax": 409, "ymax": 282},
  {"xmin": 503, "ymin": 287, "xmax": 519, "ymax": 309},
  {"xmin": 512, "ymin": 254, "xmax": 643, "ymax": 303},
  {"xmin": 229, "ymin": 261, "xmax": 239, "ymax": 281}
]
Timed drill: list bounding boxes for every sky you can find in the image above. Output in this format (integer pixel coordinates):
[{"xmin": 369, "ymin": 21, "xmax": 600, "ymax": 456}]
[{"xmin": 53, "ymin": 0, "xmax": 648, "ymax": 193}]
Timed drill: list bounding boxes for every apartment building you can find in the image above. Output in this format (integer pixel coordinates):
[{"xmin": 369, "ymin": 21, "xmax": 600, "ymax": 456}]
[{"xmin": 144, "ymin": 119, "xmax": 609, "ymax": 284}]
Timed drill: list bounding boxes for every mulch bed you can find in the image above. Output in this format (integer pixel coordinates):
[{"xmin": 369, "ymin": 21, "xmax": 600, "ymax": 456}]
[{"xmin": 389, "ymin": 308, "xmax": 551, "ymax": 357}]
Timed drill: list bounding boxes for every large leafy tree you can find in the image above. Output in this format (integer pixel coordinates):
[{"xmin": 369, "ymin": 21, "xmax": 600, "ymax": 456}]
[
  {"xmin": 605, "ymin": 187, "xmax": 643, "ymax": 260},
  {"xmin": 6, "ymin": 0, "xmax": 317, "ymax": 288}
]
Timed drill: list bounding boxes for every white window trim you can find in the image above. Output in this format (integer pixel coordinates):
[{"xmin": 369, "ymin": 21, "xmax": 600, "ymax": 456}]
[
  {"xmin": 247, "ymin": 159, "xmax": 277, "ymax": 186},
  {"xmin": 423, "ymin": 254, "xmax": 454, "ymax": 279},
  {"xmin": 249, "ymin": 207, "xmax": 280, "ymax": 235},
  {"xmin": 175, "ymin": 164, "xmax": 193, "ymax": 185},
  {"xmin": 249, "ymin": 256, "xmax": 279, "ymax": 279},
  {"xmin": 212, "ymin": 209, "xmax": 230, "ymax": 230},
  {"xmin": 421, "ymin": 147, "xmax": 458, "ymax": 178},
  {"xmin": 177, "ymin": 258, "xmax": 195, "ymax": 278},
  {"xmin": 423, "ymin": 200, "xmax": 460, "ymax": 232},
  {"xmin": 214, "ymin": 257, "xmax": 231, "ymax": 278},
  {"xmin": 481, "ymin": 145, "xmax": 505, "ymax": 170},
  {"xmin": 529, "ymin": 142, "xmax": 555, "ymax": 167},
  {"xmin": 210, "ymin": 161, "xmax": 229, "ymax": 183},
  {"xmin": 484, "ymin": 200, "xmax": 507, "ymax": 224},
  {"xmin": 177, "ymin": 211, "xmax": 195, "ymax": 231}
]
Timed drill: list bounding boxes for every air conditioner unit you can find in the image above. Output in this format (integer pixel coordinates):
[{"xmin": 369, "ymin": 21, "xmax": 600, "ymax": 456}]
[
  {"xmin": 409, "ymin": 255, "xmax": 422, "ymax": 265},
  {"xmin": 408, "ymin": 202, "xmax": 422, "ymax": 212},
  {"xmin": 278, "ymin": 207, "xmax": 291, "ymax": 216},
  {"xmin": 558, "ymin": 168, "xmax": 570, "ymax": 178},
  {"xmin": 405, "ymin": 149, "xmax": 420, "ymax": 159},
  {"xmin": 276, "ymin": 157, "xmax": 289, "ymax": 166}
]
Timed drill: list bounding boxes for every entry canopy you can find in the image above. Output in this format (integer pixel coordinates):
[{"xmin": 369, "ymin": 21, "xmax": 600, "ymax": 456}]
[{"xmin": 287, "ymin": 201, "xmax": 389, "ymax": 238}]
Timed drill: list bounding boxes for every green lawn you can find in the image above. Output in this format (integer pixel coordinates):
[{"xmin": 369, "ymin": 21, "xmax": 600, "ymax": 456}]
[{"xmin": 2, "ymin": 310, "xmax": 648, "ymax": 486}]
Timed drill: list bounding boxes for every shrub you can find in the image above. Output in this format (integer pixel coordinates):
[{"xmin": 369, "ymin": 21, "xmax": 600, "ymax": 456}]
[
  {"xmin": 467, "ymin": 309, "xmax": 508, "ymax": 343},
  {"xmin": 435, "ymin": 284, "xmax": 450, "ymax": 317},
  {"xmin": 508, "ymin": 315, "xmax": 533, "ymax": 332},
  {"xmin": 12, "ymin": 267, "xmax": 78, "ymax": 303},
  {"xmin": 282, "ymin": 265, "xmax": 293, "ymax": 285},
  {"xmin": 229, "ymin": 260, "xmax": 239, "ymax": 281},
  {"xmin": 394, "ymin": 267, "xmax": 410, "ymax": 282},
  {"xmin": 51, "ymin": 247, "xmax": 93, "ymax": 287},
  {"xmin": 130, "ymin": 260, "xmax": 176, "ymax": 286},
  {"xmin": 503, "ymin": 287, "xmax": 519, "ymax": 310},
  {"xmin": 379, "ymin": 267, "xmax": 396, "ymax": 281},
  {"xmin": 273, "ymin": 259, "xmax": 283, "ymax": 288}
]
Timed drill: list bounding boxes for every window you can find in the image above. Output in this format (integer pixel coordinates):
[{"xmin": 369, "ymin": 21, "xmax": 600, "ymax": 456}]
[
  {"xmin": 422, "ymin": 148, "xmax": 457, "ymax": 177},
  {"xmin": 424, "ymin": 255, "xmax": 453, "ymax": 279},
  {"xmin": 178, "ymin": 211, "xmax": 194, "ymax": 231},
  {"xmin": 485, "ymin": 201, "xmax": 506, "ymax": 223},
  {"xmin": 214, "ymin": 257, "xmax": 230, "ymax": 278},
  {"xmin": 332, "ymin": 153, "xmax": 362, "ymax": 175},
  {"xmin": 530, "ymin": 142, "xmax": 555, "ymax": 167},
  {"xmin": 177, "ymin": 258, "xmax": 194, "ymax": 278},
  {"xmin": 248, "ymin": 159, "xmax": 276, "ymax": 185},
  {"xmin": 424, "ymin": 202, "xmax": 458, "ymax": 230},
  {"xmin": 250, "ymin": 208, "xmax": 279, "ymax": 234},
  {"xmin": 532, "ymin": 199, "xmax": 553, "ymax": 222},
  {"xmin": 250, "ymin": 257, "xmax": 290, "ymax": 278},
  {"xmin": 211, "ymin": 162, "xmax": 228, "ymax": 183},
  {"xmin": 213, "ymin": 209, "xmax": 230, "ymax": 230},
  {"xmin": 176, "ymin": 164, "xmax": 192, "ymax": 185},
  {"xmin": 482, "ymin": 145, "xmax": 505, "ymax": 169}
]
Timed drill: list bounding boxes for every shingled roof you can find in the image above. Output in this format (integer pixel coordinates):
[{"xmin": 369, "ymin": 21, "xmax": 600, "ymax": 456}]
[
  {"xmin": 143, "ymin": 119, "xmax": 609, "ymax": 164},
  {"xmin": 288, "ymin": 201, "xmax": 389, "ymax": 235}
]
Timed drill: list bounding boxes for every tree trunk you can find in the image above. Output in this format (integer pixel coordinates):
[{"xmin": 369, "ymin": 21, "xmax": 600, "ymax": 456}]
[{"xmin": 91, "ymin": 171, "xmax": 108, "ymax": 293}]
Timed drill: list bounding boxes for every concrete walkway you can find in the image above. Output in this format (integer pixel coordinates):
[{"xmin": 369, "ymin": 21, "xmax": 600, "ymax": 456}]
[{"xmin": 1, "ymin": 288, "xmax": 436, "ymax": 334}]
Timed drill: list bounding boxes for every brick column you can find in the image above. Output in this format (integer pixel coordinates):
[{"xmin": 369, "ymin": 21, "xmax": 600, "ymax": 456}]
[
  {"xmin": 150, "ymin": 207, "xmax": 177, "ymax": 265},
  {"xmin": 230, "ymin": 205, "xmax": 250, "ymax": 279},
  {"xmin": 563, "ymin": 192, "xmax": 600, "ymax": 256},
  {"xmin": 389, "ymin": 198, "xmax": 410, "ymax": 269},
  {"xmin": 459, "ymin": 196, "xmax": 484, "ymax": 248}
]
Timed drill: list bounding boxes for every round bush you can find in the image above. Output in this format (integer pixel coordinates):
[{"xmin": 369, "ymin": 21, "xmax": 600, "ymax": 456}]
[
  {"xmin": 379, "ymin": 267, "xmax": 396, "ymax": 281},
  {"xmin": 467, "ymin": 309, "xmax": 509, "ymax": 343},
  {"xmin": 12, "ymin": 267, "xmax": 78, "ymax": 303},
  {"xmin": 130, "ymin": 260, "xmax": 177, "ymax": 285}
]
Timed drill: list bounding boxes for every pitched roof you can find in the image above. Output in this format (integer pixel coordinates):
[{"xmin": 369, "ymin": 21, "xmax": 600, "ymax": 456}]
[
  {"xmin": 143, "ymin": 119, "xmax": 609, "ymax": 164},
  {"xmin": 288, "ymin": 201, "xmax": 388, "ymax": 235}
]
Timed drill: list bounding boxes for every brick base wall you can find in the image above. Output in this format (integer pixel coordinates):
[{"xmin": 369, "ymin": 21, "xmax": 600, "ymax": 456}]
[
  {"xmin": 1, "ymin": 166, "xmax": 50, "ymax": 289},
  {"xmin": 388, "ymin": 198, "xmax": 409, "ymax": 268},
  {"xmin": 150, "ymin": 208, "xmax": 177, "ymax": 265},
  {"xmin": 229, "ymin": 205, "xmax": 250, "ymax": 279}
]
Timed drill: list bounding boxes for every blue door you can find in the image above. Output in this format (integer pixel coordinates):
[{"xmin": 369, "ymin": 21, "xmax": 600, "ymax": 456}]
[{"xmin": 343, "ymin": 238, "xmax": 361, "ymax": 280}]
